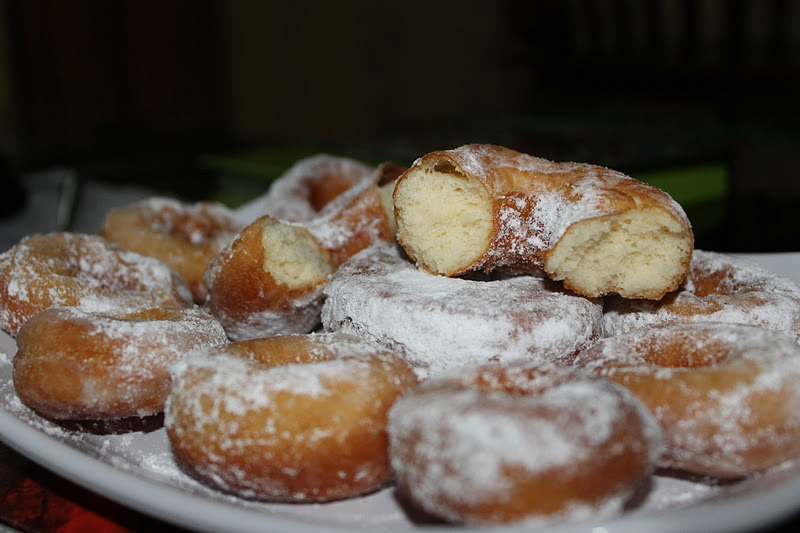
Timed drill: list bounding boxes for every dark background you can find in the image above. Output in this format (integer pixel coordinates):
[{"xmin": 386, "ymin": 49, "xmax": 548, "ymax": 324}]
[
  {"xmin": 1, "ymin": 0, "xmax": 799, "ymax": 251},
  {"xmin": 1, "ymin": 3, "xmax": 800, "ymax": 532}
]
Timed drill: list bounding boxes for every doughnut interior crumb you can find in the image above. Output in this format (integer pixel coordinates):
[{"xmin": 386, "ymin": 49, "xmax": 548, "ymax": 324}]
[
  {"xmin": 545, "ymin": 207, "xmax": 693, "ymax": 299},
  {"xmin": 394, "ymin": 163, "xmax": 493, "ymax": 275},
  {"xmin": 259, "ymin": 218, "xmax": 333, "ymax": 289}
]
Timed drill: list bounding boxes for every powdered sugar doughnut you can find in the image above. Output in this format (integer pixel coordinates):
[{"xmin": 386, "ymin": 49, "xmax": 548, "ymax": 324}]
[
  {"xmin": 203, "ymin": 215, "xmax": 334, "ymax": 341},
  {"xmin": 388, "ymin": 363, "xmax": 663, "ymax": 525},
  {"xmin": 603, "ymin": 250, "xmax": 800, "ymax": 341},
  {"xmin": 205, "ymin": 165, "xmax": 399, "ymax": 341},
  {"xmin": 573, "ymin": 322, "xmax": 800, "ymax": 477},
  {"xmin": 165, "ymin": 332, "xmax": 418, "ymax": 502},
  {"xmin": 100, "ymin": 197, "xmax": 242, "ymax": 303},
  {"xmin": 13, "ymin": 305, "xmax": 227, "ymax": 420},
  {"xmin": 300, "ymin": 161, "xmax": 403, "ymax": 267},
  {"xmin": 321, "ymin": 243, "xmax": 603, "ymax": 379},
  {"xmin": 392, "ymin": 144, "xmax": 693, "ymax": 299},
  {"xmin": 0, "ymin": 232, "xmax": 193, "ymax": 337},
  {"xmin": 235, "ymin": 154, "xmax": 374, "ymax": 224}
]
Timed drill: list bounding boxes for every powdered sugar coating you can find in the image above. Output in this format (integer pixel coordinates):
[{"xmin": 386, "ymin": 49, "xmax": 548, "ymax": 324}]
[
  {"xmin": 126, "ymin": 197, "xmax": 240, "ymax": 247},
  {"xmin": 301, "ymin": 174, "xmax": 392, "ymax": 264},
  {"xmin": 0, "ymin": 232, "xmax": 193, "ymax": 336},
  {"xmin": 100, "ymin": 197, "xmax": 243, "ymax": 303},
  {"xmin": 321, "ymin": 243, "xmax": 603, "ymax": 379},
  {"xmin": 413, "ymin": 144, "xmax": 691, "ymax": 270},
  {"xmin": 165, "ymin": 332, "xmax": 418, "ymax": 502},
  {"xmin": 202, "ymin": 217, "xmax": 331, "ymax": 341},
  {"xmin": 234, "ymin": 154, "xmax": 373, "ymax": 225},
  {"xmin": 387, "ymin": 363, "xmax": 663, "ymax": 525},
  {"xmin": 206, "ymin": 287, "xmax": 325, "ymax": 342},
  {"xmin": 13, "ymin": 304, "xmax": 227, "ymax": 420},
  {"xmin": 573, "ymin": 322, "xmax": 800, "ymax": 476},
  {"xmin": 603, "ymin": 250, "xmax": 800, "ymax": 340}
]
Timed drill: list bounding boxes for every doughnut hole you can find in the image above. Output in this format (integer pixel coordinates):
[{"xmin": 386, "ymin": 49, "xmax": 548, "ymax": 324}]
[
  {"xmin": 544, "ymin": 206, "xmax": 693, "ymax": 299},
  {"xmin": 687, "ymin": 264, "xmax": 744, "ymax": 297},
  {"xmin": 394, "ymin": 162, "xmax": 494, "ymax": 275},
  {"xmin": 0, "ymin": 233, "xmax": 193, "ymax": 336}
]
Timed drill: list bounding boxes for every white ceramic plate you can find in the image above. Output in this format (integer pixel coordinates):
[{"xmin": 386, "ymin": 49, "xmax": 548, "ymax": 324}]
[{"xmin": 2, "ymin": 253, "xmax": 800, "ymax": 533}]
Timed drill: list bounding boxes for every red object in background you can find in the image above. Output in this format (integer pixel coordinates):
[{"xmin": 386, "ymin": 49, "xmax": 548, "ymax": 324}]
[{"xmin": 0, "ymin": 442, "xmax": 183, "ymax": 533}]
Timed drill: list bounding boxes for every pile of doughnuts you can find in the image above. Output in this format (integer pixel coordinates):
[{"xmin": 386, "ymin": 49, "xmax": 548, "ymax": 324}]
[{"xmin": 3, "ymin": 144, "xmax": 800, "ymax": 527}]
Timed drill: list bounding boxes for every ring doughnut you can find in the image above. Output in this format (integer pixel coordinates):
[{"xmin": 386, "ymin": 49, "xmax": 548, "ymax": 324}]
[
  {"xmin": 603, "ymin": 250, "xmax": 800, "ymax": 341},
  {"xmin": 165, "ymin": 332, "xmax": 418, "ymax": 502},
  {"xmin": 392, "ymin": 144, "xmax": 693, "ymax": 299},
  {"xmin": 321, "ymin": 243, "xmax": 603, "ymax": 379},
  {"xmin": 0, "ymin": 232, "xmax": 193, "ymax": 337},
  {"xmin": 573, "ymin": 322, "xmax": 800, "ymax": 477},
  {"xmin": 13, "ymin": 305, "xmax": 227, "ymax": 420},
  {"xmin": 204, "ymin": 165, "xmax": 400, "ymax": 341},
  {"xmin": 100, "ymin": 197, "xmax": 242, "ymax": 303},
  {"xmin": 235, "ymin": 154, "xmax": 375, "ymax": 224},
  {"xmin": 387, "ymin": 363, "xmax": 663, "ymax": 525}
]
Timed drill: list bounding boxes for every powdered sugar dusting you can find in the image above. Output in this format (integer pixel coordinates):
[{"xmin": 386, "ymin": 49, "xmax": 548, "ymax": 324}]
[
  {"xmin": 302, "ymin": 175, "xmax": 387, "ymax": 254},
  {"xmin": 387, "ymin": 364, "xmax": 663, "ymax": 524},
  {"xmin": 603, "ymin": 250, "xmax": 800, "ymax": 340},
  {"xmin": 3, "ymin": 255, "xmax": 800, "ymax": 529},
  {"xmin": 234, "ymin": 154, "xmax": 373, "ymax": 225},
  {"xmin": 209, "ymin": 286, "xmax": 326, "ymax": 341},
  {"xmin": 166, "ymin": 332, "xmax": 401, "ymax": 425},
  {"xmin": 426, "ymin": 144, "xmax": 690, "ymax": 267},
  {"xmin": 322, "ymin": 243, "xmax": 603, "ymax": 379},
  {"xmin": 126, "ymin": 197, "xmax": 240, "ymax": 247},
  {"xmin": 0, "ymin": 232, "xmax": 193, "ymax": 335},
  {"xmin": 574, "ymin": 322, "xmax": 800, "ymax": 476},
  {"xmin": 13, "ymin": 304, "xmax": 227, "ymax": 419}
]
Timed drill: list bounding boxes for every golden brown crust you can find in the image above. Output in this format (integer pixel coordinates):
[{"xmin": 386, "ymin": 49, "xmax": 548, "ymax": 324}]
[
  {"xmin": 100, "ymin": 198, "xmax": 242, "ymax": 303},
  {"xmin": 244, "ymin": 154, "xmax": 376, "ymax": 223},
  {"xmin": 603, "ymin": 250, "xmax": 800, "ymax": 341},
  {"xmin": 0, "ymin": 232, "xmax": 193, "ymax": 336},
  {"xmin": 203, "ymin": 216, "xmax": 332, "ymax": 340},
  {"xmin": 304, "ymin": 164, "xmax": 400, "ymax": 267},
  {"xmin": 13, "ymin": 305, "xmax": 227, "ymax": 420},
  {"xmin": 205, "ymin": 164, "xmax": 401, "ymax": 341},
  {"xmin": 165, "ymin": 332, "xmax": 419, "ymax": 502},
  {"xmin": 573, "ymin": 323, "xmax": 800, "ymax": 477}
]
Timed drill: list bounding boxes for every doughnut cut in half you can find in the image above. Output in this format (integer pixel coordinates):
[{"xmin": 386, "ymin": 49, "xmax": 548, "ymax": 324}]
[{"xmin": 393, "ymin": 144, "xmax": 694, "ymax": 299}]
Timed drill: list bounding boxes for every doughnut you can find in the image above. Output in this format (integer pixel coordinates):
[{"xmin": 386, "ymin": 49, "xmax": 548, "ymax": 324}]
[
  {"xmin": 100, "ymin": 197, "xmax": 242, "ymax": 303},
  {"xmin": 572, "ymin": 322, "xmax": 800, "ymax": 478},
  {"xmin": 392, "ymin": 144, "xmax": 694, "ymax": 299},
  {"xmin": 203, "ymin": 214, "xmax": 332, "ymax": 341},
  {"xmin": 387, "ymin": 363, "xmax": 663, "ymax": 525},
  {"xmin": 13, "ymin": 304, "xmax": 227, "ymax": 420},
  {"xmin": 603, "ymin": 250, "xmax": 800, "ymax": 341},
  {"xmin": 0, "ymin": 232, "xmax": 193, "ymax": 337},
  {"xmin": 321, "ymin": 243, "xmax": 603, "ymax": 380},
  {"xmin": 205, "ymin": 165, "xmax": 400, "ymax": 341},
  {"xmin": 234, "ymin": 153, "xmax": 375, "ymax": 224},
  {"xmin": 301, "ymin": 161, "xmax": 402, "ymax": 267},
  {"xmin": 165, "ymin": 332, "xmax": 419, "ymax": 502}
]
